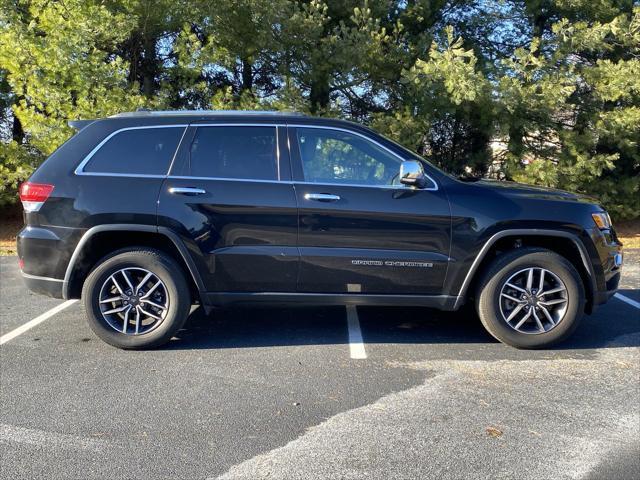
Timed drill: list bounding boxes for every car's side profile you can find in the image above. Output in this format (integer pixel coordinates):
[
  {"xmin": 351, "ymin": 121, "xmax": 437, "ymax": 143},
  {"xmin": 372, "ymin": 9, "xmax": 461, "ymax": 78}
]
[{"xmin": 17, "ymin": 110, "xmax": 623, "ymax": 349}]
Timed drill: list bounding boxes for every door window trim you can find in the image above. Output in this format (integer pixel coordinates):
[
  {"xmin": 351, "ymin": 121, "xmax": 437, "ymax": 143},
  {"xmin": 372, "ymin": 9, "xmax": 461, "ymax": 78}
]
[
  {"xmin": 168, "ymin": 175, "xmax": 289, "ymax": 184},
  {"xmin": 74, "ymin": 125, "xmax": 189, "ymax": 178},
  {"xmin": 167, "ymin": 123, "xmax": 285, "ymax": 182},
  {"xmin": 288, "ymin": 124, "xmax": 439, "ymax": 191}
]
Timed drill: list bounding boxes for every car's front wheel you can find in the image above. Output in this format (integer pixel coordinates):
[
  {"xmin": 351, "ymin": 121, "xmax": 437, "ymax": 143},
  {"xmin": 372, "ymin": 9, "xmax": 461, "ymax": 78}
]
[
  {"xmin": 476, "ymin": 247, "xmax": 585, "ymax": 349},
  {"xmin": 82, "ymin": 248, "xmax": 191, "ymax": 349}
]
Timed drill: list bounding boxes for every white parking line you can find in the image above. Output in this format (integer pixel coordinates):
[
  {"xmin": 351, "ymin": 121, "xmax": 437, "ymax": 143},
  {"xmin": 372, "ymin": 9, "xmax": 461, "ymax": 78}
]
[
  {"xmin": 346, "ymin": 305, "xmax": 367, "ymax": 359},
  {"xmin": 0, "ymin": 300, "xmax": 77, "ymax": 345},
  {"xmin": 614, "ymin": 293, "xmax": 640, "ymax": 310}
]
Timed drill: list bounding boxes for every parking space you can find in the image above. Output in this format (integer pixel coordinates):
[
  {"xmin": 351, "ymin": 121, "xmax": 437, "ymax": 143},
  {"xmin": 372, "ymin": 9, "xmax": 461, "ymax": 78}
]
[
  {"xmin": 0, "ymin": 254, "xmax": 638, "ymax": 479},
  {"xmin": 0, "ymin": 259, "xmax": 69, "ymax": 335}
]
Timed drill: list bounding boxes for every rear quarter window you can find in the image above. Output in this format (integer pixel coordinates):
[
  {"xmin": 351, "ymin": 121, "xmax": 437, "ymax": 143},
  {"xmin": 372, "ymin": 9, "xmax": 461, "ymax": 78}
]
[{"xmin": 81, "ymin": 126, "xmax": 185, "ymax": 175}]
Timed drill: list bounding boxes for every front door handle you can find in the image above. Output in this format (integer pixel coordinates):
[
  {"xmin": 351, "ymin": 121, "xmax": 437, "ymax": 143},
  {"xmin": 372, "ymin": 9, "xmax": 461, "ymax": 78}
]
[
  {"xmin": 169, "ymin": 187, "xmax": 207, "ymax": 196},
  {"xmin": 304, "ymin": 193, "xmax": 341, "ymax": 202}
]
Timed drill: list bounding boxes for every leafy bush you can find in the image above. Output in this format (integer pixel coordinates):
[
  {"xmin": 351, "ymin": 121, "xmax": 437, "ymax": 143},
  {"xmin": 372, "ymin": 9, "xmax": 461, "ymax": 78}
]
[{"xmin": 0, "ymin": 141, "xmax": 42, "ymax": 206}]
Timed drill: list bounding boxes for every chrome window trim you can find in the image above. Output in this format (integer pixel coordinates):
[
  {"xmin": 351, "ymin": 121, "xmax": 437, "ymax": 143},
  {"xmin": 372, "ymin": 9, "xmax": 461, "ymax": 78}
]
[
  {"xmin": 276, "ymin": 125, "xmax": 281, "ymax": 180},
  {"xmin": 164, "ymin": 176, "xmax": 428, "ymax": 192},
  {"xmin": 74, "ymin": 124, "xmax": 189, "ymax": 177},
  {"xmin": 294, "ymin": 180, "xmax": 425, "ymax": 190},
  {"xmin": 73, "ymin": 121, "xmax": 439, "ymax": 191},
  {"xmin": 165, "ymin": 125, "xmax": 190, "ymax": 177},
  {"xmin": 74, "ymin": 172, "xmax": 167, "ymax": 179},
  {"xmin": 167, "ymin": 175, "xmax": 288, "ymax": 185},
  {"xmin": 288, "ymin": 124, "xmax": 439, "ymax": 191}
]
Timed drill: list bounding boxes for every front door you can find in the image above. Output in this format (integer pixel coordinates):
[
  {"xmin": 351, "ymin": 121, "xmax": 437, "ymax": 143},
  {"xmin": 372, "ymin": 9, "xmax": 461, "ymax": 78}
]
[
  {"xmin": 158, "ymin": 123, "xmax": 298, "ymax": 292},
  {"xmin": 289, "ymin": 126, "xmax": 451, "ymax": 294}
]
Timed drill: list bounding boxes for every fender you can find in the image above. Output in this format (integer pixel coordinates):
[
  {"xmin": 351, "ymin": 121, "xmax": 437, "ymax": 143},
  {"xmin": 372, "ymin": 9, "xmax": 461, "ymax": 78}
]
[
  {"xmin": 453, "ymin": 228, "xmax": 597, "ymax": 310},
  {"xmin": 62, "ymin": 224, "xmax": 206, "ymax": 300}
]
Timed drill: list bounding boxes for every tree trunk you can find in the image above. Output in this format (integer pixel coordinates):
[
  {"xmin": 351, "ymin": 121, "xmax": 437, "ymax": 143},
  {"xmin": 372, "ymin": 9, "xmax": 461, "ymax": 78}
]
[
  {"xmin": 12, "ymin": 109, "xmax": 24, "ymax": 144},
  {"xmin": 309, "ymin": 70, "xmax": 330, "ymax": 113},
  {"xmin": 126, "ymin": 31, "xmax": 141, "ymax": 87},
  {"xmin": 241, "ymin": 58, "xmax": 253, "ymax": 93},
  {"xmin": 531, "ymin": 4, "xmax": 551, "ymax": 39},
  {"xmin": 141, "ymin": 35, "xmax": 157, "ymax": 98},
  {"xmin": 507, "ymin": 121, "xmax": 525, "ymax": 176}
]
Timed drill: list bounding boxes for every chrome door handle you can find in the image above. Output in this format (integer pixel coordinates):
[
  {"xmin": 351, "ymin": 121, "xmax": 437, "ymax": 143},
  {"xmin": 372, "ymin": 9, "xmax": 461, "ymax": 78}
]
[
  {"xmin": 168, "ymin": 187, "xmax": 207, "ymax": 195},
  {"xmin": 304, "ymin": 193, "xmax": 341, "ymax": 202}
]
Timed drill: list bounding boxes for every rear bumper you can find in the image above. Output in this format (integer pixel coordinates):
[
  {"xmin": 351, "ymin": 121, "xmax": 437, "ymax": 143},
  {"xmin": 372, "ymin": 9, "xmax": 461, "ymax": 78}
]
[
  {"xmin": 21, "ymin": 272, "xmax": 64, "ymax": 299},
  {"xmin": 17, "ymin": 225, "xmax": 82, "ymax": 299}
]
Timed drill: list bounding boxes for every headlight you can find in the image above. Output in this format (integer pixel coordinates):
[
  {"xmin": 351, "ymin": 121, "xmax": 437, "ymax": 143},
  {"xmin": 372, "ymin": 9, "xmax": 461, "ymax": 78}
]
[{"xmin": 592, "ymin": 212, "xmax": 612, "ymax": 230}]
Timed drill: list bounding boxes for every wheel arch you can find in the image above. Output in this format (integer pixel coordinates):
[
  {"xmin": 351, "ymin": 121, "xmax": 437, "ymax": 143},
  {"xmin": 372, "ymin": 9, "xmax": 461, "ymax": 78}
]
[
  {"xmin": 63, "ymin": 224, "xmax": 205, "ymax": 303},
  {"xmin": 456, "ymin": 229, "xmax": 596, "ymax": 313}
]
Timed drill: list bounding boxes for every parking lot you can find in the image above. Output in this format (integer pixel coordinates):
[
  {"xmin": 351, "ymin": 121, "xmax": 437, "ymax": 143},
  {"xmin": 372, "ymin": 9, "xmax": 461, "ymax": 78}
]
[{"xmin": 0, "ymin": 252, "xmax": 639, "ymax": 480}]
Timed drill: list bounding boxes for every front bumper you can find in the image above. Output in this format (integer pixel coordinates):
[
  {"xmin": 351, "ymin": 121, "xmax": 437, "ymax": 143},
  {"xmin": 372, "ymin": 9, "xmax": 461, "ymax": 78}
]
[
  {"xmin": 592, "ymin": 236, "xmax": 623, "ymax": 308},
  {"xmin": 594, "ymin": 272, "xmax": 621, "ymax": 305}
]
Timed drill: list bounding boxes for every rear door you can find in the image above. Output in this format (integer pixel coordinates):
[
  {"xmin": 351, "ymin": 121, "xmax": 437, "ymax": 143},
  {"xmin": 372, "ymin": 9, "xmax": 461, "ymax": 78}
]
[
  {"xmin": 157, "ymin": 123, "xmax": 298, "ymax": 292},
  {"xmin": 289, "ymin": 125, "xmax": 451, "ymax": 295}
]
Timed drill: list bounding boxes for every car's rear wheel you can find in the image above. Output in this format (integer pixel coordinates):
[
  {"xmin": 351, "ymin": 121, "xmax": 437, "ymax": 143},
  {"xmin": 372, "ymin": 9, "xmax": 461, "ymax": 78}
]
[
  {"xmin": 476, "ymin": 247, "xmax": 585, "ymax": 349},
  {"xmin": 82, "ymin": 248, "xmax": 190, "ymax": 349}
]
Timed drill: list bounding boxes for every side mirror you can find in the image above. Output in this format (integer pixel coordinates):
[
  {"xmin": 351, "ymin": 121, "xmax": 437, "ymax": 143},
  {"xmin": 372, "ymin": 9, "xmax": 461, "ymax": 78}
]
[{"xmin": 399, "ymin": 160, "xmax": 426, "ymax": 188}]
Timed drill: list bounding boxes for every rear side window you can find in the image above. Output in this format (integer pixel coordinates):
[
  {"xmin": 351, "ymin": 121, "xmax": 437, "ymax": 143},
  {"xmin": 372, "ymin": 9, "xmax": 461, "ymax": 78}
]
[
  {"xmin": 83, "ymin": 127, "xmax": 185, "ymax": 175},
  {"xmin": 182, "ymin": 126, "xmax": 278, "ymax": 180}
]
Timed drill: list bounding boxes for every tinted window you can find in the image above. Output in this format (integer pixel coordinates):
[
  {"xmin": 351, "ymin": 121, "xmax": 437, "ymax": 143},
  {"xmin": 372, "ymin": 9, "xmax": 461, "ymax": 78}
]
[
  {"xmin": 84, "ymin": 127, "xmax": 184, "ymax": 175},
  {"xmin": 297, "ymin": 128, "xmax": 401, "ymax": 186},
  {"xmin": 185, "ymin": 126, "xmax": 278, "ymax": 180}
]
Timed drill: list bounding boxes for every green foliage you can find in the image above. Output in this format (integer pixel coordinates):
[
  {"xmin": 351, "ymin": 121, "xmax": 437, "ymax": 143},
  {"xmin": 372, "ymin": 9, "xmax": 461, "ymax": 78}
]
[
  {"xmin": 407, "ymin": 27, "xmax": 487, "ymax": 105},
  {"xmin": 0, "ymin": 0, "xmax": 148, "ymax": 153},
  {"xmin": 0, "ymin": 140, "xmax": 41, "ymax": 205},
  {"xmin": 503, "ymin": 5, "xmax": 640, "ymax": 219},
  {"xmin": 0, "ymin": 0, "xmax": 637, "ymax": 220},
  {"xmin": 376, "ymin": 26, "xmax": 494, "ymax": 176}
]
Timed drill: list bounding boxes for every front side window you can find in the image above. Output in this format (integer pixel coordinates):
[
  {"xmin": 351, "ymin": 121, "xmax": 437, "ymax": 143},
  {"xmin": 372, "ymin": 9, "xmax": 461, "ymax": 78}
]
[
  {"xmin": 84, "ymin": 127, "xmax": 184, "ymax": 175},
  {"xmin": 296, "ymin": 128, "xmax": 402, "ymax": 186},
  {"xmin": 184, "ymin": 126, "xmax": 278, "ymax": 181}
]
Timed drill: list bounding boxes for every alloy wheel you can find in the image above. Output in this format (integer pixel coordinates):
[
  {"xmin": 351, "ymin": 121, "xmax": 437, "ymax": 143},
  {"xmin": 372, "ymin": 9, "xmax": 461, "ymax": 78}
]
[
  {"xmin": 499, "ymin": 267, "xmax": 568, "ymax": 334},
  {"xmin": 98, "ymin": 267, "xmax": 169, "ymax": 335}
]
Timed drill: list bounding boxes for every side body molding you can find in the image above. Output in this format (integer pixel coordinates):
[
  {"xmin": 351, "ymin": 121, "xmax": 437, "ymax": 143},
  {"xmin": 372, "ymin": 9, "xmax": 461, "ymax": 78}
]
[
  {"xmin": 454, "ymin": 229, "xmax": 596, "ymax": 309},
  {"xmin": 62, "ymin": 224, "xmax": 206, "ymax": 300}
]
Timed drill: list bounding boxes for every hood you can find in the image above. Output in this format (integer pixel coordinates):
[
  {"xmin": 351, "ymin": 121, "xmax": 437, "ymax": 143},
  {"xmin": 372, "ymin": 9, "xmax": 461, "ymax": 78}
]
[{"xmin": 468, "ymin": 178, "xmax": 598, "ymax": 204}]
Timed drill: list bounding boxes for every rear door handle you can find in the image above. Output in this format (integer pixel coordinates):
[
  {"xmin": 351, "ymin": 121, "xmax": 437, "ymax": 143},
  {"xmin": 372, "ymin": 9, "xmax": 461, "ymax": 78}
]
[
  {"xmin": 169, "ymin": 187, "xmax": 207, "ymax": 196},
  {"xmin": 304, "ymin": 193, "xmax": 341, "ymax": 202}
]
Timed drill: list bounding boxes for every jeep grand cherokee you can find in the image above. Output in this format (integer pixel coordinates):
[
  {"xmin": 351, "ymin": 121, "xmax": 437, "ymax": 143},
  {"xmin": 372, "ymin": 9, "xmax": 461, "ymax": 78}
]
[{"xmin": 17, "ymin": 110, "xmax": 623, "ymax": 349}]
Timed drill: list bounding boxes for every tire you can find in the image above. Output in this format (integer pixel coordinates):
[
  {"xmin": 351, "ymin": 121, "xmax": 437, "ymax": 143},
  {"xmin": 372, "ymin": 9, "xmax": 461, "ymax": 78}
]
[
  {"xmin": 476, "ymin": 247, "xmax": 585, "ymax": 349},
  {"xmin": 82, "ymin": 248, "xmax": 191, "ymax": 349}
]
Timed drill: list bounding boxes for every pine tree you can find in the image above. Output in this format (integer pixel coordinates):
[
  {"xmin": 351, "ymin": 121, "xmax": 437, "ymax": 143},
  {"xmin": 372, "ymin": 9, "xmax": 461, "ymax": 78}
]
[{"xmin": 0, "ymin": 0, "xmax": 637, "ymax": 219}]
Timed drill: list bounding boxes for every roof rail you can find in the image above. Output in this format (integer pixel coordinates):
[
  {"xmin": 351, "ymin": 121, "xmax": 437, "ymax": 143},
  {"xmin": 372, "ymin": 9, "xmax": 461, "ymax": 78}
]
[
  {"xmin": 109, "ymin": 110, "xmax": 307, "ymax": 118},
  {"xmin": 68, "ymin": 119, "xmax": 95, "ymax": 130}
]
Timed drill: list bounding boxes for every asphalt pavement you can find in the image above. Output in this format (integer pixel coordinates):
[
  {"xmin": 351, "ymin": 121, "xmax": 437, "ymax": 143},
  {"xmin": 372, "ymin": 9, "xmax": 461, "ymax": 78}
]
[{"xmin": 0, "ymin": 252, "xmax": 638, "ymax": 480}]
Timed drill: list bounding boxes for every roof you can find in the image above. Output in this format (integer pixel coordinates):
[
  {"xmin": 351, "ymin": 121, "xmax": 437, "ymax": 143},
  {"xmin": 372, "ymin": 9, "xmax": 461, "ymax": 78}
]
[
  {"xmin": 68, "ymin": 110, "xmax": 371, "ymax": 134},
  {"xmin": 109, "ymin": 110, "xmax": 307, "ymax": 118}
]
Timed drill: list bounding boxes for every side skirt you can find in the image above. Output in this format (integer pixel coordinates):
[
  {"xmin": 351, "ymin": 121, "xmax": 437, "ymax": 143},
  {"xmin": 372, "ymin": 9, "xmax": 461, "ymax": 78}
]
[{"xmin": 204, "ymin": 292, "xmax": 461, "ymax": 310}]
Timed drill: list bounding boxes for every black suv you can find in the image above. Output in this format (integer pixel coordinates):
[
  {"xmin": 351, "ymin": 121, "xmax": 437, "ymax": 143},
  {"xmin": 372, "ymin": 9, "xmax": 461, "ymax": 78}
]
[{"xmin": 17, "ymin": 110, "xmax": 623, "ymax": 349}]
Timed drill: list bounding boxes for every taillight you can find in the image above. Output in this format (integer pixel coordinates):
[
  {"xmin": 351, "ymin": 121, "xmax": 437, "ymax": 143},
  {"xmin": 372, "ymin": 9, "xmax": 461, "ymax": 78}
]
[{"xmin": 19, "ymin": 182, "xmax": 54, "ymax": 212}]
